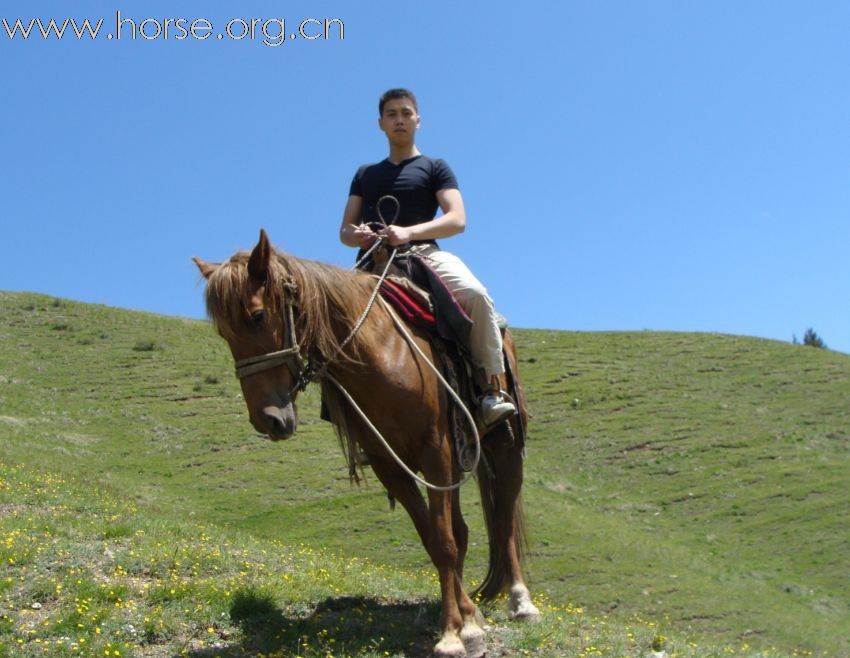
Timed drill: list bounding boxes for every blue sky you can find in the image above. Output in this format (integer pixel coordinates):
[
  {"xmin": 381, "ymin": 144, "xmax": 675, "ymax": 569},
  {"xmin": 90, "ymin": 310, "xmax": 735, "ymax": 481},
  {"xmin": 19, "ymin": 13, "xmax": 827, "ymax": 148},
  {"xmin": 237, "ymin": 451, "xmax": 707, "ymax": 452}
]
[{"xmin": 2, "ymin": 1, "xmax": 848, "ymax": 353}]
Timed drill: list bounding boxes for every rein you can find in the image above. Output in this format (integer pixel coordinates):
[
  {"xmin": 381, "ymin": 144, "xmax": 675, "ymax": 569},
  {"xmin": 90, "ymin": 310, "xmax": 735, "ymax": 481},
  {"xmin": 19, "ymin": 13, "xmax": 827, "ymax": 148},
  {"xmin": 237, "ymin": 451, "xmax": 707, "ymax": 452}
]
[
  {"xmin": 229, "ymin": 196, "xmax": 481, "ymax": 490},
  {"xmin": 234, "ymin": 195, "xmax": 402, "ymax": 388}
]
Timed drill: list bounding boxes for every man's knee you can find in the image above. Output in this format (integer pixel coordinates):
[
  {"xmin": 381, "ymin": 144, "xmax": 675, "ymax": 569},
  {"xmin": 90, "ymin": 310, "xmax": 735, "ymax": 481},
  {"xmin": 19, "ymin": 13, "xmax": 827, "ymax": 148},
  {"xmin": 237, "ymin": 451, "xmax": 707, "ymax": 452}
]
[{"xmin": 453, "ymin": 284, "xmax": 493, "ymax": 312}]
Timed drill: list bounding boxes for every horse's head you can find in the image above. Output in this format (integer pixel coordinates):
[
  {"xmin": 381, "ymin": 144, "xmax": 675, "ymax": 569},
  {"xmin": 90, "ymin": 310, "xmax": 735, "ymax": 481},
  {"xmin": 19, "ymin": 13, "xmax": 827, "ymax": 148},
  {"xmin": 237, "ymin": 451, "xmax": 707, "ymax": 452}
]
[{"xmin": 194, "ymin": 230, "xmax": 301, "ymax": 441}]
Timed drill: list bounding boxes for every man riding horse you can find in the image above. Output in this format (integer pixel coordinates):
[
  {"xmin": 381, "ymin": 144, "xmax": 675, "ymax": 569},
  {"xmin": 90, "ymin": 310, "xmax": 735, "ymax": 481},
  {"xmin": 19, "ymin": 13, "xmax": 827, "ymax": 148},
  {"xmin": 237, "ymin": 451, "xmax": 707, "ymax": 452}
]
[
  {"xmin": 193, "ymin": 88, "xmax": 540, "ymax": 658},
  {"xmin": 339, "ymin": 88, "xmax": 516, "ymax": 427}
]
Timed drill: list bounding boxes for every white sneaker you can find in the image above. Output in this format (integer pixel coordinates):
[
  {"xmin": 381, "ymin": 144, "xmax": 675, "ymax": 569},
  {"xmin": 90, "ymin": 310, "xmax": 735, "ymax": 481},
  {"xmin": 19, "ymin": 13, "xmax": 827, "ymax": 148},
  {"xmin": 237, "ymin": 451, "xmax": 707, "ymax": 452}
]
[{"xmin": 479, "ymin": 392, "xmax": 516, "ymax": 426}]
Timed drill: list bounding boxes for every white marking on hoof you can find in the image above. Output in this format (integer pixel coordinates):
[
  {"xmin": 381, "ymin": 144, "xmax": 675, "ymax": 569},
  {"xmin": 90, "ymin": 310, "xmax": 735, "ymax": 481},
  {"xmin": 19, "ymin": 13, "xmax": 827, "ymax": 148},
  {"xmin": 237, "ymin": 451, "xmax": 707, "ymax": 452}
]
[
  {"xmin": 460, "ymin": 619, "xmax": 487, "ymax": 658},
  {"xmin": 508, "ymin": 584, "xmax": 542, "ymax": 621},
  {"xmin": 434, "ymin": 632, "xmax": 467, "ymax": 658}
]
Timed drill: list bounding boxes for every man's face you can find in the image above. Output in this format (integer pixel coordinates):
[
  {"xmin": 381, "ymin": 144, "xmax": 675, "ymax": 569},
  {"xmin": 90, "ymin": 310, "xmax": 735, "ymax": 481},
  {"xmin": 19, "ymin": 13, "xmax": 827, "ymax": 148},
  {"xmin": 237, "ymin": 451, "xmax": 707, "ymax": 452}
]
[{"xmin": 379, "ymin": 97, "xmax": 420, "ymax": 144}]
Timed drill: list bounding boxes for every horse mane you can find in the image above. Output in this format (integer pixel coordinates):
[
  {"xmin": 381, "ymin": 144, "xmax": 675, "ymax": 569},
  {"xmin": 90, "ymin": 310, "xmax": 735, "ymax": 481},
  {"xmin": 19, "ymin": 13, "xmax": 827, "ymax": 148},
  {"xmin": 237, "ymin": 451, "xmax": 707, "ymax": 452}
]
[
  {"xmin": 203, "ymin": 249, "xmax": 383, "ymax": 364},
  {"xmin": 203, "ymin": 248, "xmax": 385, "ymax": 483}
]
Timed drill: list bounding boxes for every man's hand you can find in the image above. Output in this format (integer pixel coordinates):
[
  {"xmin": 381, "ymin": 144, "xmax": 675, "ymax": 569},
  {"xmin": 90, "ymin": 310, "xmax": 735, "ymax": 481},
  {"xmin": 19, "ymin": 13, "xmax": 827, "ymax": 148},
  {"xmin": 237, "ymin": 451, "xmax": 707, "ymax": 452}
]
[
  {"xmin": 352, "ymin": 224, "xmax": 379, "ymax": 248},
  {"xmin": 379, "ymin": 225, "xmax": 413, "ymax": 246}
]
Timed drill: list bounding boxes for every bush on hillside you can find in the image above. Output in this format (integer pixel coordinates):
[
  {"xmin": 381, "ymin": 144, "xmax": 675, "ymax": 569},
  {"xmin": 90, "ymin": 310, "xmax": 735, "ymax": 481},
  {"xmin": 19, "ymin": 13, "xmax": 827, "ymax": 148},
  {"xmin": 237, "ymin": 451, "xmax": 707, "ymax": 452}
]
[{"xmin": 802, "ymin": 328, "xmax": 827, "ymax": 349}]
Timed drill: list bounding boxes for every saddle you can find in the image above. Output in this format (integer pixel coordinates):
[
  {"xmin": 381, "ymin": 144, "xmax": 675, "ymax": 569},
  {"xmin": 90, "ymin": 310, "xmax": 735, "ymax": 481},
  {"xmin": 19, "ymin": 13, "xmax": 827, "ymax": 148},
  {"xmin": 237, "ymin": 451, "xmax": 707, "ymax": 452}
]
[{"xmin": 369, "ymin": 248, "xmax": 525, "ymax": 467}]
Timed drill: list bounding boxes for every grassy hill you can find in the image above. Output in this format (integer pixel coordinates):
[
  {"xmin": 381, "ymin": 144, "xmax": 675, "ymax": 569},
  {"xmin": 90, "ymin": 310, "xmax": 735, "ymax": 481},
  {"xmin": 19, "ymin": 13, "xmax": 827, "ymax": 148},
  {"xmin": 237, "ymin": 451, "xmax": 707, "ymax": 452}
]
[{"xmin": 1, "ymin": 290, "xmax": 848, "ymax": 657}]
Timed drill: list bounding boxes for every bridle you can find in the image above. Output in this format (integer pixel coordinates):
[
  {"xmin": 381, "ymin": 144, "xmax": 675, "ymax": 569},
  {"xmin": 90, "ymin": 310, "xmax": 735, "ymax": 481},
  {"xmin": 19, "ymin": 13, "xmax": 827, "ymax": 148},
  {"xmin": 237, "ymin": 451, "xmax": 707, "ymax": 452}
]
[
  {"xmin": 233, "ymin": 195, "xmax": 402, "ymax": 389},
  {"xmin": 232, "ymin": 279, "xmax": 316, "ymax": 391}
]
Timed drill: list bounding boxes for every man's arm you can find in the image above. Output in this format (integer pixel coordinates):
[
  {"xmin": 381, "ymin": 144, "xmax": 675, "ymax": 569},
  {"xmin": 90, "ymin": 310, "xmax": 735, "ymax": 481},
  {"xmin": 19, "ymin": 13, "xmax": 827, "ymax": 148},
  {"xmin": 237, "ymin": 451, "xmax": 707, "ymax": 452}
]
[
  {"xmin": 380, "ymin": 188, "xmax": 466, "ymax": 246},
  {"xmin": 339, "ymin": 195, "xmax": 378, "ymax": 248}
]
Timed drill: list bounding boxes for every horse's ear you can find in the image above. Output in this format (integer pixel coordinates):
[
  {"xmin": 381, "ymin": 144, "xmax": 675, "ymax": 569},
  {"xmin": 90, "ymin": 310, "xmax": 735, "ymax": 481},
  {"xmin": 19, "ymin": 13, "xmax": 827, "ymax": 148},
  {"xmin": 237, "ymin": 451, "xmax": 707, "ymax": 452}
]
[
  {"xmin": 193, "ymin": 257, "xmax": 217, "ymax": 280},
  {"xmin": 248, "ymin": 229, "xmax": 272, "ymax": 282}
]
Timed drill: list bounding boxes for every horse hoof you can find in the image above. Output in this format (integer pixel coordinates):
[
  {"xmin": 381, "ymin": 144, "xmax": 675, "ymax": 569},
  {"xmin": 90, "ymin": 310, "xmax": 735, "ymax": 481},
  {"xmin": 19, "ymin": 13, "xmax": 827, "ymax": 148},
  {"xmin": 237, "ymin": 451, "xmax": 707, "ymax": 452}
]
[
  {"xmin": 434, "ymin": 633, "xmax": 466, "ymax": 658},
  {"xmin": 508, "ymin": 584, "xmax": 542, "ymax": 622},
  {"xmin": 510, "ymin": 602, "xmax": 541, "ymax": 622},
  {"xmin": 460, "ymin": 621, "xmax": 487, "ymax": 658}
]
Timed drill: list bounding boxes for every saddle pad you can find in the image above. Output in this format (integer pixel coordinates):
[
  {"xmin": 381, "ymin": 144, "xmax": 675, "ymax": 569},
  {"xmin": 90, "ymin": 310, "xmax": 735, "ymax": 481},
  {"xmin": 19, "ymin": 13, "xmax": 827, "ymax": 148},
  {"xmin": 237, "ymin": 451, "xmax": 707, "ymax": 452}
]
[{"xmin": 380, "ymin": 278, "xmax": 436, "ymax": 330}]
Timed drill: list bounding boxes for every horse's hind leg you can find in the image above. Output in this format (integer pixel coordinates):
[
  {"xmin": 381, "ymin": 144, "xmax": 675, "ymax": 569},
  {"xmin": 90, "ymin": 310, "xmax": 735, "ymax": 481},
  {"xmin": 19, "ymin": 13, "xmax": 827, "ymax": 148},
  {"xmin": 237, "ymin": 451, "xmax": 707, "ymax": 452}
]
[
  {"xmin": 479, "ymin": 433, "xmax": 541, "ymax": 622},
  {"xmin": 479, "ymin": 331, "xmax": 540, "ymax": 620},
  {"xmin": 501, "ymin": 447, "xmax": 540, "ymax": 621}
]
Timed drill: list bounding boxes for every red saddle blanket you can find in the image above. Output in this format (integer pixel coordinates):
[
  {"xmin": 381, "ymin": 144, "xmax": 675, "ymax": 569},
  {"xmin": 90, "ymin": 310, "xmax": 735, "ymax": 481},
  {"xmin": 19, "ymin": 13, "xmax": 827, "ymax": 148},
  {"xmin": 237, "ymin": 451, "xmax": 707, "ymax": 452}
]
[{"xmin": 380, "ymin": 278, "xmax": 436, "ymax": 329}]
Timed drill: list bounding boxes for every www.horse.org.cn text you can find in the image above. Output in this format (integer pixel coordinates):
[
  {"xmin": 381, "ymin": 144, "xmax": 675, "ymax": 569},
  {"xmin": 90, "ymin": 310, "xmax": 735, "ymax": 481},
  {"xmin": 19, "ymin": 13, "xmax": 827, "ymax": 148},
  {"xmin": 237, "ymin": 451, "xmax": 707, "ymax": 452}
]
[{"xmin": 2, "ymin": 12, "xmax": 345, "ymax": 47}]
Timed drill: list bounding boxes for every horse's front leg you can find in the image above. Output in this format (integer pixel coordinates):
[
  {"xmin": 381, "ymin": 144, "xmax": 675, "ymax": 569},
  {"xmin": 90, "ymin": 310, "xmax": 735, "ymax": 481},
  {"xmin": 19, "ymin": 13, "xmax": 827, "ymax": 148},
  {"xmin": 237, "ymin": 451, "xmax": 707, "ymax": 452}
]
[
  {"xmin": 451, "ymin": 483, "xmax": 487, "ymax": 656},
  {"xmin": 427, "ymin": 485, "xmax": 468, "ymax": 658},
  {"xmin": 425, "ymin": 488, "xmax": 484, "ymax": 658},
  {"xmin": 366, "ymin": 456, "xmax": 481, "ymax": 656},
  {"xmin": 451, "ymin": 489, "xmax": 468, "ymax": 580}
]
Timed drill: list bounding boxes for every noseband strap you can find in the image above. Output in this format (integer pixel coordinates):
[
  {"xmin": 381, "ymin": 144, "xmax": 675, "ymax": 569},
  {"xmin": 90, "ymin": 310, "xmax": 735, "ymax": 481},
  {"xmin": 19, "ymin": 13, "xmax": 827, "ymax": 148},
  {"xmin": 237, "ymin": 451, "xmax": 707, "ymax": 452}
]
[{"xmin": 234, "ymin": 346, "xmax": 303, "ymax": 379}]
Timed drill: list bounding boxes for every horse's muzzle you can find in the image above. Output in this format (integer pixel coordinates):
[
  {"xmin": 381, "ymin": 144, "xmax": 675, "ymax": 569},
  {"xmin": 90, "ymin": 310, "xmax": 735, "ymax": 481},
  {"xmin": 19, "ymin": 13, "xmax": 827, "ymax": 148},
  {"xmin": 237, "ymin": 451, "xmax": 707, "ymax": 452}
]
[{"xmin": 254, "ymin": 403, "xmax": 297, "ymax": 441}]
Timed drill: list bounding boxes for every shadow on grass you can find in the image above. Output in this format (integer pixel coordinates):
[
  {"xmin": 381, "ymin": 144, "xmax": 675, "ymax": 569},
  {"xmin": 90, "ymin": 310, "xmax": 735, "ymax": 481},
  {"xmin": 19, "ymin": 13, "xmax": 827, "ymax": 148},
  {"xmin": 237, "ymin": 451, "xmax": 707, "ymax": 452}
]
[{"xmin": 182, "ymin": 589, "xmax": 441, "ymax": 657}]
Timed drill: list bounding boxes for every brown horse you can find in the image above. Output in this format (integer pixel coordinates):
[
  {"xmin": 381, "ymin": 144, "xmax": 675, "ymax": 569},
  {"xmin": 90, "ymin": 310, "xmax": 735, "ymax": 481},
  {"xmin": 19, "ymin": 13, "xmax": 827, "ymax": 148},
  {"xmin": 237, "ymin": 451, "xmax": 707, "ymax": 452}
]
[{"xmin": 194, "ymin": 230, "xmax": 539, "ymax": 658}]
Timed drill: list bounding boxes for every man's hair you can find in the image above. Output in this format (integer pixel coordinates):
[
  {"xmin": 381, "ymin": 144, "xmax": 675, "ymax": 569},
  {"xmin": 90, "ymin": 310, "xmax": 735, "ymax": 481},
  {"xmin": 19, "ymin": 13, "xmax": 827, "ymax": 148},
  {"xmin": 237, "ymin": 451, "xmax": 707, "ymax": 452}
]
[{"xmin": 379, "ymin": 88, "xmax": 418, "ymax": 116}]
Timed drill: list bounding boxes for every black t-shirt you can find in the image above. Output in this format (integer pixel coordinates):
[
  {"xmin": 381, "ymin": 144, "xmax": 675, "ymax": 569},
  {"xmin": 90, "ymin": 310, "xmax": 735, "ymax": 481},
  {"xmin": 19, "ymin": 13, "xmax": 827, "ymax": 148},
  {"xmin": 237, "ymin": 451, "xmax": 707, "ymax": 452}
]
[{"xmin": 348, "ymin": 155, "xmax": 458, "ymax": 231}]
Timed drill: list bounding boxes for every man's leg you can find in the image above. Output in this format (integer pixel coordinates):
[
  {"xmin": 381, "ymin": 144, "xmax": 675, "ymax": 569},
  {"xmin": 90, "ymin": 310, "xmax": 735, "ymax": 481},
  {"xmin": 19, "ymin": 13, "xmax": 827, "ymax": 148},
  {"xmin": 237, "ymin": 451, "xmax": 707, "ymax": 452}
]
[{"xmin": 416, "ymin": 246, "xmax": 515, "ymax": 425}]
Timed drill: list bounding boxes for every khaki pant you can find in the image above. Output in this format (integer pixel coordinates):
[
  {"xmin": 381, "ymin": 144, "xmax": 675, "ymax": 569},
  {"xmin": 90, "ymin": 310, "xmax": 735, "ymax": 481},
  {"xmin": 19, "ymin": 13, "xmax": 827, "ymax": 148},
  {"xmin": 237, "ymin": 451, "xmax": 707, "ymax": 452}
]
[{"xmin": 411, "ymin": 244, "xmax": 505, "ymax": 376}]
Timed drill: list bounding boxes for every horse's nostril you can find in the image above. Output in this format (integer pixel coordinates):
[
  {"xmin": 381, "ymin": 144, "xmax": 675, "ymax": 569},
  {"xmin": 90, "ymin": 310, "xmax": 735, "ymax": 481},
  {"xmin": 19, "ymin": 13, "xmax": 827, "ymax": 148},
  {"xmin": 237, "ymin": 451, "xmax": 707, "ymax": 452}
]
[
  {"xmin": 264, "ymin": 409, "xmax": 283, "ymax": 430},
  {"xmin": 261, "ymin": 406, "xmax": 292, "ymax": 438}
]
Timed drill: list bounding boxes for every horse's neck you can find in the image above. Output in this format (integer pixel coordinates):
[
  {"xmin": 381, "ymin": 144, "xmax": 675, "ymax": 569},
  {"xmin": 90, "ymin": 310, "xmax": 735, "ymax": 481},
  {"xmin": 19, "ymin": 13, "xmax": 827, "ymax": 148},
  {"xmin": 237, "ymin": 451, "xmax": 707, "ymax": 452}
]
[{"xmin": 290, "ymin": 259, "xmax": 385, "ymax": 363}]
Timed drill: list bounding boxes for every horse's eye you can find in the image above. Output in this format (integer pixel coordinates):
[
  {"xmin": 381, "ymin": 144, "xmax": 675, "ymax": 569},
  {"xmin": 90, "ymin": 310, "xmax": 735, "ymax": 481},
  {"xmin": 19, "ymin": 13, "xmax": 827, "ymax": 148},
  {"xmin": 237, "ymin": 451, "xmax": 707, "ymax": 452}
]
[{"xmin": 249, "ymin": 310, "xmax": 266, "ymax": 327}]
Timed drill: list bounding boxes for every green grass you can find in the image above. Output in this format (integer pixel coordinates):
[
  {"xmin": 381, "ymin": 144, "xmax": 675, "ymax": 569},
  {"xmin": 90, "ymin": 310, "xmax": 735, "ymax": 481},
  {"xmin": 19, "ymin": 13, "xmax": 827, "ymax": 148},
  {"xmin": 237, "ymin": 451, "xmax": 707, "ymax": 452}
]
[
  {"xmin": 1, "ymin": 290, "xmax": 848, "ymax": 656},
  {"xmin": 0, "ymin": 460, "xmax": 795, "ymax": 658}
]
